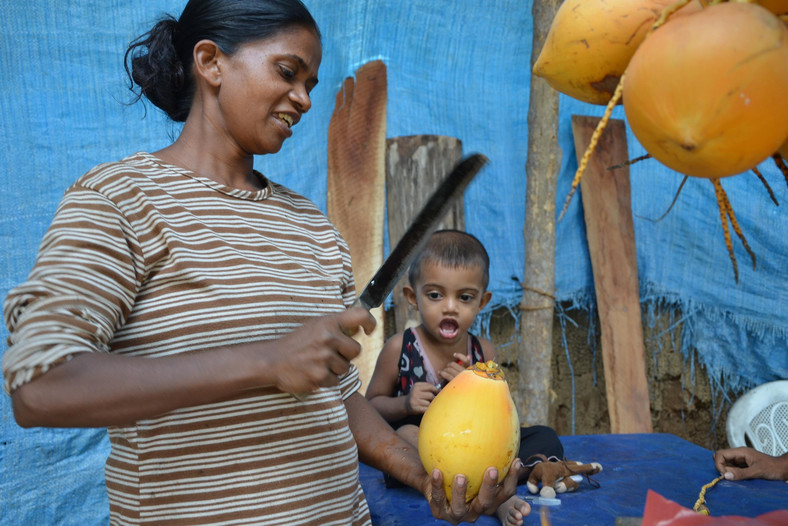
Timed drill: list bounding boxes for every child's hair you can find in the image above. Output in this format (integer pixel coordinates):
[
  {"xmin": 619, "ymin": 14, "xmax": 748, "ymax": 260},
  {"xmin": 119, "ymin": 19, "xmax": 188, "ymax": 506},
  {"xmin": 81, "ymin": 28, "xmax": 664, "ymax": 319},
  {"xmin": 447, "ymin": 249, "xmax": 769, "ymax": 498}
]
[{"xmin": 408, "ymin": 229, "xmax": 490, "ymax": 290}]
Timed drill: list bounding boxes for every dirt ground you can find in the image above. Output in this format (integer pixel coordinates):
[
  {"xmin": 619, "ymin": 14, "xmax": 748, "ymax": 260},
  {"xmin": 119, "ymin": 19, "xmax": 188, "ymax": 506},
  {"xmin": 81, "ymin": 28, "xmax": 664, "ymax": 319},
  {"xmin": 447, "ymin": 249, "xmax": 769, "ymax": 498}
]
[{"xmin": 482, "ymin": 304, "xmax": 732, "ymax": 451}]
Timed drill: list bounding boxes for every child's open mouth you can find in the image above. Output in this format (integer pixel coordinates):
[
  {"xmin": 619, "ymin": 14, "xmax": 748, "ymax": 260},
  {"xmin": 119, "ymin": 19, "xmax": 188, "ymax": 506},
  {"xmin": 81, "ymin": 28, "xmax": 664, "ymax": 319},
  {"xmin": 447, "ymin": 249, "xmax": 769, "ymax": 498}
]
[{"xmin": 439, "ymin": 319, "xmax": 459, "ymax": 339}]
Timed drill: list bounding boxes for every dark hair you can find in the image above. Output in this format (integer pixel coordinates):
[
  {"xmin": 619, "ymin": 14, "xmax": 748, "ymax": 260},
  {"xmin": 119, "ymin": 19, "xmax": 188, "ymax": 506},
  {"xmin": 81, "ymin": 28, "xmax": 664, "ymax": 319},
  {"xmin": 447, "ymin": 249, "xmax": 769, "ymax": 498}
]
[
  {"xmin": 408, "ymin": 230, "xmax": 490, "ymax": 290},
  {"xmin": 124, "ymin": 0, "xmax": 320, "ymax": 122}
]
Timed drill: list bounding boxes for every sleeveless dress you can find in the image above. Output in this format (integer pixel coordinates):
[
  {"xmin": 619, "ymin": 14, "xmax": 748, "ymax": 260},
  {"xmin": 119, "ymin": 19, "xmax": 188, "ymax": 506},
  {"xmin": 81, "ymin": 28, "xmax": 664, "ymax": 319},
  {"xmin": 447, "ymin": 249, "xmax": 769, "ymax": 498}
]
[{"xmin": 390, "ymin": 327, "xmax": 484, "ymax": 430}]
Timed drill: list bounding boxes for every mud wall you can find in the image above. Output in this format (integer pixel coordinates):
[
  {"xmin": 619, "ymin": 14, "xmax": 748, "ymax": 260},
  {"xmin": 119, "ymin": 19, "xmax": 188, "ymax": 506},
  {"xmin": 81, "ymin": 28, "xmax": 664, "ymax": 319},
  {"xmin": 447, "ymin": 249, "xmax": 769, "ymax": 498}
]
[{"xmin": 487, "ymin": 305, "xmax": 731, "ymax": 450}]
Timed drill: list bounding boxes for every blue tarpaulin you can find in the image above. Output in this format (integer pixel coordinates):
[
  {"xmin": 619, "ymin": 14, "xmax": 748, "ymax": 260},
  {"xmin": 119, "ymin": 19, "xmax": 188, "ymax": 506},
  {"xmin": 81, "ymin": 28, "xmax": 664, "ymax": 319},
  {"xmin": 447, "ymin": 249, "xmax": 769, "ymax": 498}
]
[
  {"xmin": 1, "ymin": 1, "xmax": 786, "ymax": 524},
  {"xmin": 361, "ymin": 434, "xmax": 788, "ymax": 525}
]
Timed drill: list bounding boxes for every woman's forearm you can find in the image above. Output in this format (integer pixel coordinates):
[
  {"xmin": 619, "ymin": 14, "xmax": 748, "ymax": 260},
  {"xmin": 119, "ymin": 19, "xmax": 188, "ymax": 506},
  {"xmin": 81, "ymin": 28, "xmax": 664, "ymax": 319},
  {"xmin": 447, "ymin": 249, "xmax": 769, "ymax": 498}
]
[
  {"xmin": 10, "ymin": 307, "xmax": 375, "ymax": 428},
  {"xmin": 345, "ymin": 392, "xmax": 427, "ymax": 490},
  {"xmin": 11, "ymin": 343, "xmax": 274, "ymax": 428},
  {"xmin": 367, "ymin": 393, "xmax": 410, "ymax": 423}
]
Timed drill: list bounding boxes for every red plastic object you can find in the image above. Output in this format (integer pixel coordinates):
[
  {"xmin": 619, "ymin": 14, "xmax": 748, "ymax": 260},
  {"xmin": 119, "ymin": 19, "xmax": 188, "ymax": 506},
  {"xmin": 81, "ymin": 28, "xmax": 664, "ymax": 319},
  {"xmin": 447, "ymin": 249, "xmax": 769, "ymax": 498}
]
[{"xmin": 642, "ymin": 490, "xmax": 788, "ymax": 525}]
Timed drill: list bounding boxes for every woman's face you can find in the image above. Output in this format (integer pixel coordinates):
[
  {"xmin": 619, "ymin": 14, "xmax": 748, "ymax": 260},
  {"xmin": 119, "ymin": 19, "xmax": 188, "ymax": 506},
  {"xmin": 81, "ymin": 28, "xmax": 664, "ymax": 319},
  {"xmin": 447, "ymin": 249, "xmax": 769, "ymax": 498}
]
[{"xmin": 214, "ymin": 26, "xmax": 322, "ymax": 156}]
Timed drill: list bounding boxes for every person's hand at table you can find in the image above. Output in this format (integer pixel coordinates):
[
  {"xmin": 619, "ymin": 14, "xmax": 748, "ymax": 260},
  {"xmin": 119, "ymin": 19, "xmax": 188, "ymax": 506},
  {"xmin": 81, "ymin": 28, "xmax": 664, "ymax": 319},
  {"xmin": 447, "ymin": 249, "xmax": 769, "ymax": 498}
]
[
  {"xmin": 422, "ymin": 459, "xmax": 524, "ymax": 525},
  {"xmin": 714, "ymin": 447, "xmax": 788, "ymax": 481}
]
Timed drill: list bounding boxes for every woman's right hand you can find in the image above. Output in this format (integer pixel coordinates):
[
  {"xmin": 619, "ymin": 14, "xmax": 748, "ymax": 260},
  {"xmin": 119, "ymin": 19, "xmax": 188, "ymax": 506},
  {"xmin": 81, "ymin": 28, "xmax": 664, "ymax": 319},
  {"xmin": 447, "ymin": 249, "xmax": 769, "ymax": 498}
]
[
  {"xmin": 405, "ymin": 382, "xmax": 439, "ymax": 414},
  {"xmin": 272, "ymin": 306, "xmax": 376, "ymax": 395}
]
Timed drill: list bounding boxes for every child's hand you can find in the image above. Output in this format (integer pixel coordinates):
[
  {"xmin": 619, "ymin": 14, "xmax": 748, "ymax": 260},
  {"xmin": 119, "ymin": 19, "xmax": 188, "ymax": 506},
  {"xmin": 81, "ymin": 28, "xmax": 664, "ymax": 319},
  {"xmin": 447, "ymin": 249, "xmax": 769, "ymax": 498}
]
[
  {"xmin": 406, "ymin": 382, "xmax": 439, "ymax": 414},
  {"xmin": 438, "ymin": 353, "xmax": 470, "ymax": 384}
]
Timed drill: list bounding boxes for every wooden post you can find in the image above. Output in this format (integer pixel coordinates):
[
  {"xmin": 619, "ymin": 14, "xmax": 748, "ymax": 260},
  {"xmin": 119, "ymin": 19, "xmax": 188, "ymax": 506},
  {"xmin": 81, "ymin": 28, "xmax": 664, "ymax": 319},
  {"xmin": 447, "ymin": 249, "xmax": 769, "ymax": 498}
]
[
  {"xmin": 518, "ymin": 0, "xmax": 562, "ymax": 426},
  {"xmin": 327, "ymin": 60, "xmax": 387, "ymax": 393},
  {"xmin": 386, "ymin": 135, "xmax": 464, "ymax": 334},
  {"xmin": 572, "ymin": 115, "xmax": 653, "ymax": 433}
]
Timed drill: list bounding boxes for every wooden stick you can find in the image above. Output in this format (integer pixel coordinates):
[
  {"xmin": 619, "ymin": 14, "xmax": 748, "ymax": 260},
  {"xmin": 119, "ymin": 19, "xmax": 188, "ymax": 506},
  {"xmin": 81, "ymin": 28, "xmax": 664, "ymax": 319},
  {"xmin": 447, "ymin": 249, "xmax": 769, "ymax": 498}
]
[{"xmin": 518, "ymin": 0, "xmax": 562, "ymax": 426}]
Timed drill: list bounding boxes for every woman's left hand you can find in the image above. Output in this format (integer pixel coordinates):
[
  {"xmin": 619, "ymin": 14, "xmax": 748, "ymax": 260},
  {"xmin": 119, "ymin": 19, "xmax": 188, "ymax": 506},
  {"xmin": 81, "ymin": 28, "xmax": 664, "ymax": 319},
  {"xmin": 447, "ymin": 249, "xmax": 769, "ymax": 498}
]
[{"xmin": 422, "ymin": 458, "xmax": 523, "ymax": 524}]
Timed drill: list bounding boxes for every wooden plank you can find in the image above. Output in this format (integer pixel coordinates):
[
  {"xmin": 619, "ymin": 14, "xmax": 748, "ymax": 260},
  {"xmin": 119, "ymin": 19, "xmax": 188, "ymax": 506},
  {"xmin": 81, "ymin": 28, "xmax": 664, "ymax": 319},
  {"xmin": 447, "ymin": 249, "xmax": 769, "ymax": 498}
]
[
  {"xmin": 327, "ymin": 60, "xmax": 387, "ymax": 393},
  {"xmin": 572, "ymin": 115, "xmax": 653, "ymax": 434},
  {"xmin": 386, "ymin": 135, "xmax": 464, "ymax": 334}
]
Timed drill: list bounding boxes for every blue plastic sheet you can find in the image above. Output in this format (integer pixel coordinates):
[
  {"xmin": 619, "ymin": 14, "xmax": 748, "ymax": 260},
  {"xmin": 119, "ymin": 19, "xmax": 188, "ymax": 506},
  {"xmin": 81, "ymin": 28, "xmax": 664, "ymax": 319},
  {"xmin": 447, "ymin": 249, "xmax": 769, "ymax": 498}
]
[
  {"xmin": 361, "ymin": 434, "xmax": 788, "ymax": 525},
  {"xmin": 1, "ymin": 1, "xmax": 786, "ymax": 523}
]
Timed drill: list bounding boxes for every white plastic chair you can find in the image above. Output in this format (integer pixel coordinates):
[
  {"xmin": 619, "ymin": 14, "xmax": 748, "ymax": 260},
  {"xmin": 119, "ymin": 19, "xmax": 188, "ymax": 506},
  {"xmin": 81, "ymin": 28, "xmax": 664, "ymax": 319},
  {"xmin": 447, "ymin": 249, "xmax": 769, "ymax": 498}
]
[{"xmin": 726, "ymin": 380, "xmax": 788, "ymax": 456}]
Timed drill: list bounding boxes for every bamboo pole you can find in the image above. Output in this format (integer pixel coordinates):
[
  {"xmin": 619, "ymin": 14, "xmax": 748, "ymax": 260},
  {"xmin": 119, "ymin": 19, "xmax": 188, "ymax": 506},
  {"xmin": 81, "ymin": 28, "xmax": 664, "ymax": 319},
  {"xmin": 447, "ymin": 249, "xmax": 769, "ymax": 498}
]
[{"xmin": 517, "ymin": 0, "xmax": 562, "ymax": 426}]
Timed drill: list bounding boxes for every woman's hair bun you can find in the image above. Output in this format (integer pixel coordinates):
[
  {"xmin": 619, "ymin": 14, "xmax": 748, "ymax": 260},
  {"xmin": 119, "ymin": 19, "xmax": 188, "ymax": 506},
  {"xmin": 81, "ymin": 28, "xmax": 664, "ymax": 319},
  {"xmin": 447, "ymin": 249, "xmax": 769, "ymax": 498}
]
[{"xmin": 125, "ymin": 16, "xmax": 191, "ymax": 122}]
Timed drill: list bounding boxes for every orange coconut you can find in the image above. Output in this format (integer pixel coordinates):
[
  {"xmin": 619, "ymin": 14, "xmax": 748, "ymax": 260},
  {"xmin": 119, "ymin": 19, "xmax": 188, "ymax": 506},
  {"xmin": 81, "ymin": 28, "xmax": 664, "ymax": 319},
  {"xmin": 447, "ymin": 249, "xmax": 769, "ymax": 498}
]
[
  {"xmin": 623, "ymin": 2, "xmax": 788, "ymax": 178},
  {"xmin": 533, "ymin": 0, "xmax": 702, "ymax": 105},
  {"xmin": 418, "ymin": 361, "xmax": 520, "ymax": 503}
]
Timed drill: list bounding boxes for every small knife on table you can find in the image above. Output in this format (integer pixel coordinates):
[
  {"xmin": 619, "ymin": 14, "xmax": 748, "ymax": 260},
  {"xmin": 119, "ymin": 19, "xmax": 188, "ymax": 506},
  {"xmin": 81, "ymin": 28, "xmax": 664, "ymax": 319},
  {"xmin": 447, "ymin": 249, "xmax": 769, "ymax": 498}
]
[{"xmin": 293, "ymin": 153, "xmax": 489, "ymax": 400}]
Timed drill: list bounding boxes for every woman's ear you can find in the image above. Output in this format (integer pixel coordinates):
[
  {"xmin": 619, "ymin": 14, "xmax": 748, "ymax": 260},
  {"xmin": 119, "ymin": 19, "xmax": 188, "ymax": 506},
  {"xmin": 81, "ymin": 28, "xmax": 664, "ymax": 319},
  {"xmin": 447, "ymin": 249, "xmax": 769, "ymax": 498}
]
[
  {"xmin": 193, "ymin": 39, "xmax": 222, "ymax": 87},
  {"xmin": 403, "ymin": 285, "xmax": 418, "ymax": 310}
]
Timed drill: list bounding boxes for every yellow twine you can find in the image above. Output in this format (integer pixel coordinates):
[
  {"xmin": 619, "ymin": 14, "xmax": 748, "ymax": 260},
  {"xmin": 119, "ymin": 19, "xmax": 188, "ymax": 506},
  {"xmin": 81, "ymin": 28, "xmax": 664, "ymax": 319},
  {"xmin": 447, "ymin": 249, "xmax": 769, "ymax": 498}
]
[{"xmin": 693, "ymin": 476, "xmax": 724, "ymax": 515}]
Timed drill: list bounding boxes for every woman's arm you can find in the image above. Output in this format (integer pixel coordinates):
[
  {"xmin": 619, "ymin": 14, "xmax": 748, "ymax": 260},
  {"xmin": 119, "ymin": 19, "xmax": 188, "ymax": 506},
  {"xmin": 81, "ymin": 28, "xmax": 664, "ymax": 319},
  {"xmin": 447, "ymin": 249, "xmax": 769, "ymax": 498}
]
[{"xmin": 11, "ymin": 307, "xmax": 376, "ymax": 428}]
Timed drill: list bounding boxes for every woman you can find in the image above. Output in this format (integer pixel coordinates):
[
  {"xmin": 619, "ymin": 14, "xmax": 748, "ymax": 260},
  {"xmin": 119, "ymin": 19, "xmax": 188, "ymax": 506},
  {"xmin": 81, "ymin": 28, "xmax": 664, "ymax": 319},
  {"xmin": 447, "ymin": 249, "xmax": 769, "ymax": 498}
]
[{"xmin": 2, "ymin": 0, "xmax": 521, "ymax": 524}]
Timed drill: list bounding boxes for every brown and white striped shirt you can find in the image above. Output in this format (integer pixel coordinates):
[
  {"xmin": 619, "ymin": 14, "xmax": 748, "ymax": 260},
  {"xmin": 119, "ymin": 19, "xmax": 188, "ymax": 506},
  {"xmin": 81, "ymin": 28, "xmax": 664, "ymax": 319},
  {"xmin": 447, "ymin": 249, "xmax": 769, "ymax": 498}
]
[{"xmin": 3, "ymin": 152, "xmax": 372, "ymax": 525}]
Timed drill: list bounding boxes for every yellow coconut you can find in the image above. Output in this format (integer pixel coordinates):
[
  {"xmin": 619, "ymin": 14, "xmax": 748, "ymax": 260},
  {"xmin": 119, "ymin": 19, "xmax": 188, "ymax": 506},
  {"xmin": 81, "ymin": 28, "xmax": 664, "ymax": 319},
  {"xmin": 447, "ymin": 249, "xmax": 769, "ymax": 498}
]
[
  {"xmin": 418, "ymin": 361, "xmax": 520, "ymax": 503},
  {"xmin": 622, "ymin": 2, "xmax": 788, "ymax": 178},
  {"xmin": 533, "ymin": 0, "xmax": 702, "ymax": 105}
]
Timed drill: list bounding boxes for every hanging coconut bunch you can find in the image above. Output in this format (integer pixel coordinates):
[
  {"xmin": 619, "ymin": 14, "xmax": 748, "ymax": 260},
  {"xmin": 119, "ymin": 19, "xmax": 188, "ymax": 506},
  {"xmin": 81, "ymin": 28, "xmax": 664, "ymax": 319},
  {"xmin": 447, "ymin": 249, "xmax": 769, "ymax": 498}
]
[
  {"xmin": 533, "ymin": 0, "xmax": 702, "ymax": 105},
  {"xmin": 418, "ymin": 361, "xmax": 520, "ymax": 503},
  {"xmin": 538, "ymin": 0, "xmax": 788, "ymax": 282},
  {"xmin": 623, "ymin": 0, "xmax": 788, "ymax": 281}
]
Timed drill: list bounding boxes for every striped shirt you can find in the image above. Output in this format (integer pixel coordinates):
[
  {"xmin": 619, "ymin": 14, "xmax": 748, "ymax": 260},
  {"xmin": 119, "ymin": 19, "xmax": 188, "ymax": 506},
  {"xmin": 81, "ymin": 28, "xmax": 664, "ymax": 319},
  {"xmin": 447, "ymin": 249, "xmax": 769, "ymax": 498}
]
[{"xmin": 3, "ymin": 152, "xmax": 372, "ymax": 525}]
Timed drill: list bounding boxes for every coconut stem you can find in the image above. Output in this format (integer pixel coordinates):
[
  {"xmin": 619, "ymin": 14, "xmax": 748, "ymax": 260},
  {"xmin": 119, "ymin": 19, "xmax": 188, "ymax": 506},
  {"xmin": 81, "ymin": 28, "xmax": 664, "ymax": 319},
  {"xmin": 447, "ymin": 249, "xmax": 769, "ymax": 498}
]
[
  {"xmin": 558, "ymin": 77, "xmax": 624, "ymax": 222},
  {"xmin": 712, "ymin": 178, "xmax": 757, "ymax": 283},
  {"xmin": 718, "ymin": 180, "xmax": 757, "ymax": 270},
  {"xmin": 772, "ymin": 153, "xmax": 788, "ymax": 188},
  {"xmin": 712, "ymin": 179, "xmax": 739, "ymax": 282},
  {"xmin": 751, "ymin": 166, "xmax": 779, "ymax": 206},
  {"xmin": 471, "ymin": 360, "xmax": 507, "ymax": 380}
]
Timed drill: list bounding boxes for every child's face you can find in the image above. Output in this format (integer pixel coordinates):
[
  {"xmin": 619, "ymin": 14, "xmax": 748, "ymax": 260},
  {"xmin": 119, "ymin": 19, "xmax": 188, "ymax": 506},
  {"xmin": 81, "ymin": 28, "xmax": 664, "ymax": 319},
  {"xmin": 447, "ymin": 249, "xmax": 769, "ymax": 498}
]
[{"xmin": 405, "ymin": 262, "xmax": 492, "ymax": 344}]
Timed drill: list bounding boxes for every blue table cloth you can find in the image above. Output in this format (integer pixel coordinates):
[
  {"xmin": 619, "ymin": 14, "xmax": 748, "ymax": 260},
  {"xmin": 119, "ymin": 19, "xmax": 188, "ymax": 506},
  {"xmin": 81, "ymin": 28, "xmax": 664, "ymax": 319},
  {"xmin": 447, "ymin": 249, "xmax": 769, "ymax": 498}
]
[{"xmin": 360, "ymin": 433, "xmax": 787, "ymax": 525}]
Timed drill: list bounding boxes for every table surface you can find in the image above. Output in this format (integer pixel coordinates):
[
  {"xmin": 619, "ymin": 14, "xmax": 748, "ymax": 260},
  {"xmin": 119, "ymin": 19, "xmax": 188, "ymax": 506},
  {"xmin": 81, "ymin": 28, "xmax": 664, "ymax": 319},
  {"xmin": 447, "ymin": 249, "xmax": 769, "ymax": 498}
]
[{"xmin": 359, "ymin": 433, "xmax": 787, "ymax": 526}]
